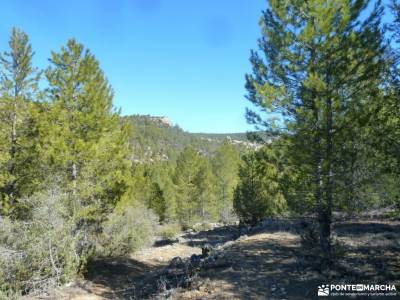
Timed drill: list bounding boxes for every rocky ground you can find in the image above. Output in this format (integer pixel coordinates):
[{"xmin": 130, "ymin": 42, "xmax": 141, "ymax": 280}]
[{"xmin": 31, "ymin": 215, "xmax": 400, "ymax": 300}]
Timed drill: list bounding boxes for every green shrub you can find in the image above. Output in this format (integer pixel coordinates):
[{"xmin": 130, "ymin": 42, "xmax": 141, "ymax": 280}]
[
  {"xmin": 99, "ymin": 206, "xmax": 157, "ymax": 256},
  {"xmin": 158, "ymin": 222, "xmax": 181, "ymax": 240},
  {"xmin": 0, "ymin": 191, "xmax": 86, "ymax": 295}
]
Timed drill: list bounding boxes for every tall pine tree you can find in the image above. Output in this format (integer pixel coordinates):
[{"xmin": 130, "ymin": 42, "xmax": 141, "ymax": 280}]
[
  {"xmin": 195, "ymin": 156, "xmax": 217, "ymax": 222},
  {"xmin": 246, "ymin": 0, "xmax": 385, "ymax": 264},
  {"xmin": 0, "ymin": 28, "xmax": 41, "ymax": 215},
  {"xmin": 212, "ymin": 141, "xmax": 240, "ymax": 222},
  {"xmin": 42, "ymin": 39, "xmax": 132, "ymax": 220},
  {"xmin": 173, "ymin": 146, "xmax": 201, "ymax": 226}
]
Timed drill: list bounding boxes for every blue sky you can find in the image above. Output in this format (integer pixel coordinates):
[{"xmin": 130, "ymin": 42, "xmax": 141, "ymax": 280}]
[
  {"xmin": 0, "ymin": 1, "xmax": 394, "ymax": 133},
  {"xmin": 0, "ymin": 0, "xmax": 267, "ymax": 133}
]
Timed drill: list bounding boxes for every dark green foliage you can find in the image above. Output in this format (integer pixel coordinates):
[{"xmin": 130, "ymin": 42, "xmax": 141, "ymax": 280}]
[
  {"xmin": 118, "ymin": 161, "xmax": 178, "ymax": 222},
  {"xmin": 234, "ymin": 147, "xmax": 286, "ymax": 225},
  {"xmin": 245, "ymin": 0, "xmax": 386, "ymax": 260},
  {"xmin": 147, "ymin": 182, "xmax": 167, "ymax": 222}
]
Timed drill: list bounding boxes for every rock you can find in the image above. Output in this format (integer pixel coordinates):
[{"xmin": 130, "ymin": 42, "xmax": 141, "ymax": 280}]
[
  {"xmin": 169, "ymin": 256, "xmax": 184, "ymax": 269},
  {"xmin": 214, "ymin": 243, "xmax": 223, "ymax": 250},
  {"xmin": 238, "ymin": 234, "xmax": 248, "ymax": 241},
  {"xmin": 223, "ymin": 241, "xmax": 235, "ymax": 249}
]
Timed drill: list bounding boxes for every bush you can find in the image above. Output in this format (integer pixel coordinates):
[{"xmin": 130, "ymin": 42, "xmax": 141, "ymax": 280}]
[
  {"xmin": 0, "ymin": 191, "xmax": 160, "ymax": 296},
  {"xmin": 191, "ymin": 222, "xmax": 215, "ymax": 232},
  {"xmin": 0, "ymin": 191, "xmax": 87, "ymax": 296},
  {"xmin": 158, "ymin": 222, "xmax": 181, "ymax": 240},
  {"xmin": 98, "ymin": 206, "xmax": 157, "ymax": 256}
]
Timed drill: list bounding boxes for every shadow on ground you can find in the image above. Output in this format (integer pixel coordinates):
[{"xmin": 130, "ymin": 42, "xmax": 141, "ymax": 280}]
[
  {"xmin": 84, "ymin": 257, "xmax": 160, "ymax": 299},
  {"xmin": 334, "ymin": 221, "xmax": 400, "ymax": 236},
  {"xmin": 81, "ymin": 218, "xmax": 400, "ymax": 299},
  {"xmin": 182, "ymin": 219, "xmax": 400, "ymax": 300}
]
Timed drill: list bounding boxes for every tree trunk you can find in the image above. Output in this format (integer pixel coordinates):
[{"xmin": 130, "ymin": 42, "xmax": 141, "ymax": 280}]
[
  {"xmin": 8, "ymin": 109, "xmax": 17, "ymax": 200},
  {"xmin": 309, "ymin": 42, "xmax": 331, "ymax": 267},
  {"xmin": 313, "ymin": 106, "xmax": 328, "ymax": 260},
  {"xmin": 7, "ymin": 84, "xmax": 19, "ymax": 205},
  {"xmin": 320, "ymin": 96, "xmax": 334, "ymax": 266}
]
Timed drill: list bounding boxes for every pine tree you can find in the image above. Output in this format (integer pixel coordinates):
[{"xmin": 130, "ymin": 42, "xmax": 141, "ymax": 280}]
[
  {"xmin": 245, "ymin": 0, "xmax": 385, "ymax": 263},
  {"xmin": 148, "ymin": 162, "xmax": 177, "ymax": 222},
  {"xmin": 173, "ymin": 146, "xmax": 201, "ymax": 226},
  {"xmin": 0, "ymin": 28, "xmax": 41, "ymax": 215},
  {"xmin": 42, "ymin": 39, "xmax": 132, "ymax": 219},
  {"xmin": 147, "ymin": 182, "xmax": 167, "ymax": 222},
  {"xmin": 194, "ymin": 157, "xmax": 217, "ymax": 222},
  {"xmin": 212, "ymin": 141, "xmax": 240, "ymax": 222},
  {"xmin": 234, "ymin": 147, "xmax": 286, "ymax": 225}
]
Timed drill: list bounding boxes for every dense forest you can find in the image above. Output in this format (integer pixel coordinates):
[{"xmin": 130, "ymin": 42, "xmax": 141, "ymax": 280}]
[{"xmin": 1, "ymin": 0, "xmax": 400, "ymax": 298}]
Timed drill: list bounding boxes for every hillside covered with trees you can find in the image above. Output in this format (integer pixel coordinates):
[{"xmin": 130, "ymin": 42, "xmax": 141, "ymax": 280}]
[
  {"xmin": 1, "ymin": 0, "xmax": 400, "ymax": 299},
  {"xmin": 125, "ymin": 114, "xmax": 259, "ymax": 162}
]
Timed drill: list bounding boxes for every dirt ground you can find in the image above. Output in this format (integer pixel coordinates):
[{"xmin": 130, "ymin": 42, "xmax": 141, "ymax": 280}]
[{"xmin": 38, "ymin": 216, "xmax": 400, "ymax": 300}]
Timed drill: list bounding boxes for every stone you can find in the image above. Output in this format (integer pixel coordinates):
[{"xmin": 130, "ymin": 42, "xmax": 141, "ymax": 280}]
[{"xmin": 169, "ymin": 256, "xmax": 184, "ymax": 269}]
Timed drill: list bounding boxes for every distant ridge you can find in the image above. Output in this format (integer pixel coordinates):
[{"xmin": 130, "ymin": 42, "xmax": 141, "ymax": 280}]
[{"xmin": 123, "ymin": 114, "xmax": 269, "ymax": 162}]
